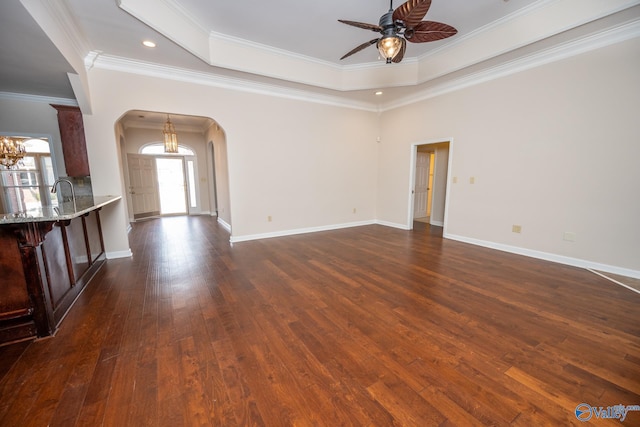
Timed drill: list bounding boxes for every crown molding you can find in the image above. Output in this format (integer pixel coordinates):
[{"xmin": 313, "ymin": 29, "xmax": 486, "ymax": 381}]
[
  {"xmin": 89, "ymin": 53, "xmax": 378, "ymax": 112},
  {"xmin": 411, "ymin": 0, "xmax": 640, "ymax": 86},
  {"xmin": 87, "ymin": 9, "xmax": 640, "ymax": 115},
  {"xmin": 381, "ymin": 15, "xmax": 640, "ymax": 112},
  {"xmin": 0, "ymin": 91, "xmax": 78, "ymax": 107},
  {"xmin": 119, "ymin": 0, "xmax": 640, "ymax": 93}
]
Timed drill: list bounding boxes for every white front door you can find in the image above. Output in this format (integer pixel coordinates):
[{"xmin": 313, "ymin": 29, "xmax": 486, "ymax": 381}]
[
  {"xmin": 413, "ymin": 152, "xmax": 430, "ymax": 218},
  {"xmin": 127, "ymin": 154, "xmax": 160, "ymax": 219}
]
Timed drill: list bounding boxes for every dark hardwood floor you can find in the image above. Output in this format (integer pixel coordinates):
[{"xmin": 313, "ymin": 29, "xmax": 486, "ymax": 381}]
[{"xmin": 1, "ymin": 216, "xmax": 638, "ymax": 426}]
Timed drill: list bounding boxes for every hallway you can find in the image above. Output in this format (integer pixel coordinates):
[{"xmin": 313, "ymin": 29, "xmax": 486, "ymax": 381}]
[{"xmin": 1, "ymin": 216, "xmax": 638, "ymax": 425}]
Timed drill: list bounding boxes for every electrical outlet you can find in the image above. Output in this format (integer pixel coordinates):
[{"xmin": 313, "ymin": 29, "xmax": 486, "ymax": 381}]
[
  {"xmin": 563, "ymin": 232, "xmax": 576, "ymax": 242},
  {"xmin": 512, "ymin": 225, "xmax": 522, "ymax": 233},
  {"xmin": 267, "ymin": 215, "xmax": 272, "ymax": 222},
  {"xmin": 452, "ymin": 176, "xmax": 458, "ymax": 184},
  {"xmin": 352, "ymin": 208, "xmax": 356, "ymax": 214}
]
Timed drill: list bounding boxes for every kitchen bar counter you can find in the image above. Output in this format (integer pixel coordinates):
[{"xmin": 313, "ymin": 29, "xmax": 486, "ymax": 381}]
[
  {"xmin": 0, "ymin": 195, "xmax": 120, "ymax": 224},
  {"xmin": 0, "ymin": 196, "xmax": 120, "ymax": 345}
]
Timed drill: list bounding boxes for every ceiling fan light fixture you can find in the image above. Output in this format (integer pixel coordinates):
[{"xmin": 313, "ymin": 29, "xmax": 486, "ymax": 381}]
[
  {"xmin": 339, "ymin": 0, "xmax": 457, "ymax": 64},
  {"xmin": 377, "ymin": 35, "xmax": 403, "ymax": 63}
]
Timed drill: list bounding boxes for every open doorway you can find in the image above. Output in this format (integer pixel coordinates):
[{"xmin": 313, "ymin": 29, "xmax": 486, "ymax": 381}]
[
  {"xmin": 118, "ymin": 110, "xmax": 231, "ymax": 229},
  {"xmin": 156, "ymin": 157, "xmax": 187, "ymax": 215},
  {"xmin": 409, "ymin": 140, "xmax": 452, "ymax": 233}
]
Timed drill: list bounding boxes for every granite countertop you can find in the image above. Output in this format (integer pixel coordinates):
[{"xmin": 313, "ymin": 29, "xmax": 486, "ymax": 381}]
[{"xmin": 0, "ymin": 195, "xmax": 121, "ymax": 224}]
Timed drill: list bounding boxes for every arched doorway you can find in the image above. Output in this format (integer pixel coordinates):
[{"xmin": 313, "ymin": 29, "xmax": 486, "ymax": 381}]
[{"xmin": 117, "ymin": 110, "xmax": 229, "ymax": 225}]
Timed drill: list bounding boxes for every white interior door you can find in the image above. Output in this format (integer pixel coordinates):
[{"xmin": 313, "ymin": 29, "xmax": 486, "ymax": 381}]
[
  {"xmin": 413, "ymin": 152, "xmax": 430, "ymax": 218},
  {"xmin": 127, "ymin": 154, "xmax": 160, "ymax": 219}
]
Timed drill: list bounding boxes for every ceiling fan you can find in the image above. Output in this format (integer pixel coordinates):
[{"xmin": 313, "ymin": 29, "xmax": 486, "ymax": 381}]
[{"xmin": 338, "ymin": 0, "xmax": 457, "ymax": 64}]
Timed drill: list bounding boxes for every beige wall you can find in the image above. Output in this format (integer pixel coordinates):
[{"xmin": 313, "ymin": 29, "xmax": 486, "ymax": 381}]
[
  {"xmin": 81, "ymin": 68, "xmax": 379, "ymax": 253},
  {"xmin": 0, "ymin": 96, "xmax": 66, "ymax": 176},
  {"xmin": 3, "ymin": 36, "xmax": 638, "ymax": 277},
  {"xmin": 378, "ymin": 37, "xmax": 640, "ymax": 273},
  {"xmin": 205, "ymin": 124, "xmax": 231, "ymax": 227}
]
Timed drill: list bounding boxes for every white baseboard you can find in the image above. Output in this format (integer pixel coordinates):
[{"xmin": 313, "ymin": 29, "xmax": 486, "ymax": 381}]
[
  {"xmin": 430, "ymin": 220, "xmax": 444, "ymax": 227},
  {"xmin": 217, "ymin": 217, "xmax": 231, "ymax": 233},
  {"xmin": 375, "ymin": 220, "xmax": 410, "ymax": 230},
  {"xmin": 106, "ymin": 249, "xmax": 133, "ymax": 259},
  {"xmin": 445, "ymin": 233, "xmax": 640, "ymax": 280},
  {"xmin": 230, "ymin": 220, "xmax": 376, "ymax": 243}
]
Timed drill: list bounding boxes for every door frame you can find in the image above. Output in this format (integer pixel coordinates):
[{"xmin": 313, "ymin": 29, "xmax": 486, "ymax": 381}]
[
  {"xmin": 154, "ymin": 155, "xmax": 188, "ymax": 216},
  {"xmin": 407, "ymin": 138, "xmax": 454, "ymax": 235}
]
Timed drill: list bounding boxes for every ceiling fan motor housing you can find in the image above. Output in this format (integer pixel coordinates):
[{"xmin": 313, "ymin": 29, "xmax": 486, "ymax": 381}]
[{"xmin": 379, "ymin": 10, "xmax": 398, "ymax": 33}]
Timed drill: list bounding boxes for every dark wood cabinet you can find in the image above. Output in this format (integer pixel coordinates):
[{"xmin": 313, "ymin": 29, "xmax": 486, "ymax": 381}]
[
  {"xmin": 51, "ymin": 104, "xmax": 90, "ymax": 177},
  {"xmin": 0, "ymin": 209, "xmax": 105, "ymax": 345}
]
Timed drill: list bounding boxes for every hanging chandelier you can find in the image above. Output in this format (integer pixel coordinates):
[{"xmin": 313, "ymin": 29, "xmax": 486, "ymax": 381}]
[
  {"xmin": 0, "ymin": 136, "xmax": 26, "ymax": 168},
  {"xmin": 162, "ymin": 115, "xmax": 178, "ymax": 153}
]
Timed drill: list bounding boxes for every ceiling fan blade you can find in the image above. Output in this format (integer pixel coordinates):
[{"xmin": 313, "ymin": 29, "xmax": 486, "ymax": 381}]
[
  {"xmin": 338, "ymin": 20, "xmax": 382, "ymax": 32},
  {"xmin": 392, "ymin": 38, "xmax": 407, "ymax": 63},
  {"xmin": 392, "ymin": 0, "xmax": 432, "ymax": 28},
  {"xmin": 340, "ymin": 39, "xmax": 379, "ymax": 60},
  {"xmin": 405, "ymin": 21, "xmax": 458, "ymax": 43}
]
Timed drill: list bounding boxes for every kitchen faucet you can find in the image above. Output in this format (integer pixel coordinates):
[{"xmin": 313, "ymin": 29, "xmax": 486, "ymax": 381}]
[{"xmin": 51, "ymin": 178, "xmax": 77, "ymax": 212}]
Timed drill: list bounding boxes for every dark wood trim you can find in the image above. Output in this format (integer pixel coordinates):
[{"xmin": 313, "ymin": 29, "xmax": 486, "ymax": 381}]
[
  {"xmin": 0, "ymin": 308, "xmax": 33, "ymax": 321},
  {"xmin": 81, "ymin": 213, "xmax": 92, "ymax": 266},
  {"xmin": 56, "ymin": 220, "xmax": 75, "ymax": 287},
  {"xmin": 94, "ymin": 208, "xmax": 105, "ymax": 254}
]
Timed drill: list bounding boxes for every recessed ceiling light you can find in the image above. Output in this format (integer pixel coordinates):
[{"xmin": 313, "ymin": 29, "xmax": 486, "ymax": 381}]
[
  {"xmin": 375, "ymin": 91, "xmax": 383, "ymax": 96},
  {"xmin": 142, "ymin": 40, "xmax": 156, "ymax": 48}
]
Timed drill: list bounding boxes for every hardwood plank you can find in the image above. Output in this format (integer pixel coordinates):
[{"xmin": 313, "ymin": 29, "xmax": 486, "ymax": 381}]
[{"xmin": 0, "ymin": 216, "xmax": 638, "ymax": 426}]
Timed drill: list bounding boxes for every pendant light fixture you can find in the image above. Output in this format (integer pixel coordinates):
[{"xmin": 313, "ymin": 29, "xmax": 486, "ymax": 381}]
[{"xmin": 163, "ymin": 114, "xmax": 178, "ymax": 153}]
